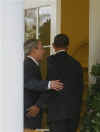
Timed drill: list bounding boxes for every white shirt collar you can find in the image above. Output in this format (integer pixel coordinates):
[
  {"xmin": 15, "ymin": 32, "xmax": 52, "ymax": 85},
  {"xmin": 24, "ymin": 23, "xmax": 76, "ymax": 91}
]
[
  {"xmin": 27, "ymin": 56, "xmax": 39, "ymax": 66},
  {"xmin": 55, "ymin": 50, "xmax": 66, "ymax": 54}
]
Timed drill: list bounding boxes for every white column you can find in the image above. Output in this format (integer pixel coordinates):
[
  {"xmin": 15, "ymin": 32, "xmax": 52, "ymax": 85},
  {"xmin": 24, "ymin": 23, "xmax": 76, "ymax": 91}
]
[
  {"xmin": 0, "ymin": 0, "xmax": 24, "ymax": 132},
  {"xmin": 89, "ymin": 0, "xmax": 100, "ymax": 71}
]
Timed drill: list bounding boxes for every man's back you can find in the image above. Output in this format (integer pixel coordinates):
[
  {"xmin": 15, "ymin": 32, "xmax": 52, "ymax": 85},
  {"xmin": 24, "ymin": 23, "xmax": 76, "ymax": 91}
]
[{"xmin": 47, "ymin": 51, "xmax": 83, "ymax": 121}]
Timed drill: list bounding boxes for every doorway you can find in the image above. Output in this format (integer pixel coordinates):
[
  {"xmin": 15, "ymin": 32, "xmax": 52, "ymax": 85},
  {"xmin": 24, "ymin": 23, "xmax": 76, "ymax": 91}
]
[{"xmin": 24, "ymin": 0, "xmax": 89, "ymax": 131}]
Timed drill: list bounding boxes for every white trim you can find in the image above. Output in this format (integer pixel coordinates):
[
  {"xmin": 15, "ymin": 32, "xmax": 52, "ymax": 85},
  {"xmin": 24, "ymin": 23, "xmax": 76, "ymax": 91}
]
[
  {"xmin": 50, "ymin": 0, "xmax": 61, "ymax": 54},
  {"xmin": 89, "ymin": 0, "xmax": 100, "ymax": 82},
  {"xmin": 24, "ymin": 0, "xmax": 55, "ymax": 9},
  {"xmin": 89, "ymin": 0, "xmax": 100, "ymax": 69},
  {"xmin": 89, "ymin": 0, "xmax": 96, "ymax": 73},
  {"xmin": 43, "ymin": 45, "xmax": 51, "ymax": 48},
  {"xmin": 36, "ymin": 8, "xmax": 39, "ymax": 39},
  {"xmin": 56, "ymin": 0, "xmax": 61, "ymax": 34}
]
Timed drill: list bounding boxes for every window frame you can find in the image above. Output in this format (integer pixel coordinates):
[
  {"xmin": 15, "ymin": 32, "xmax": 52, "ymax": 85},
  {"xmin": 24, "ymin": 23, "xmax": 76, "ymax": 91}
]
[{"xmin": 24, "ymin": 0, "xmax": 61, "ymax": 54}]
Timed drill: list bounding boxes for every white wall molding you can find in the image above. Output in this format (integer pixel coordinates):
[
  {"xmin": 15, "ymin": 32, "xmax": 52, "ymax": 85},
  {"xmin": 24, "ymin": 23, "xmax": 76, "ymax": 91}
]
[{"xmin": 89, "ymin": 0, "xmax": 100, "ymax": 72}]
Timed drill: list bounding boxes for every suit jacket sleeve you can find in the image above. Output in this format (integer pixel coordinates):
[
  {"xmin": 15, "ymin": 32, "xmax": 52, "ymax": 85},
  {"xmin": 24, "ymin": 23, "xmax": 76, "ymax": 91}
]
[
  {"xmin": 35, "ymin": 92, "xmax": 50, "ymax": 109},
  {"xmin": 24, "ymin": 60, "xmax": 49, "ymax": 92},
  {"xmin": 35, "ymin": 57, "xmax": 54, "ymax": 108}
]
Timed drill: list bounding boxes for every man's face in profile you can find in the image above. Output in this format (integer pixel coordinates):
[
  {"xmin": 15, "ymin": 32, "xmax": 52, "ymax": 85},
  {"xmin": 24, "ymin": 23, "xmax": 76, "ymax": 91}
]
[{"xmin": 32, "ymin": 41, "xmax": 45, "ymax": 61}]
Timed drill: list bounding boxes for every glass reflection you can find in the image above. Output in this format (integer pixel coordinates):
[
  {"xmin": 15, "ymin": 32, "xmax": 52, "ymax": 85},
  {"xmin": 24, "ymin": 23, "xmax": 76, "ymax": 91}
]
[
  {"xmin": 39, "ymin": 6, "xmax": 51, "ymax": 46},
  {"xmin": 39, "ymin": 6, "xmax": 51, "ymax": 80},
  {"xmin": 24, "ymin": 8, "xmax": 37, "ymax": 55},
  {"xmin": 24, "ymin": 8, "xmax": 37, "ymax": 41}
]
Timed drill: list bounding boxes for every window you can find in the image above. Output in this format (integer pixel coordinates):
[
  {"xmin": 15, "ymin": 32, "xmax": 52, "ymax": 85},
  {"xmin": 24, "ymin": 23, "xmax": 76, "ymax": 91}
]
[
  {"xmin": 24, "ymin": 6, "xmax": 51, "ymax": 55},
  {"xmin": 24, "ymin": 6, "xmax": 52, "ymax": 78},
  {"xmin": 24, "ymin": 0, "xmax": 61, "ymax": 55}
]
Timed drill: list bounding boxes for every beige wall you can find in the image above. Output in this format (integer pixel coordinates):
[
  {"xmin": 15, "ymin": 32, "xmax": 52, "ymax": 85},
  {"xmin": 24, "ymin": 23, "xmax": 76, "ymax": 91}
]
[{"xmin": 61, "ymin": 0, "xmax": 89, "ymax": 67}]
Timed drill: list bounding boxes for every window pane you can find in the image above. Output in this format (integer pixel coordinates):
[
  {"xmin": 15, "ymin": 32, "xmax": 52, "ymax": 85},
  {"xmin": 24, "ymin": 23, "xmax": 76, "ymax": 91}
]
[
  {"xmin": 39, "ymin": 6, "xmax": 51, "ymax": 79},
  {"xmin": 39, "ymin": 6, "xmax": 51, "ymax": 45},
  {"xmin": 24, "ymin": 8, "xmax": 37, "ymax": 55}
]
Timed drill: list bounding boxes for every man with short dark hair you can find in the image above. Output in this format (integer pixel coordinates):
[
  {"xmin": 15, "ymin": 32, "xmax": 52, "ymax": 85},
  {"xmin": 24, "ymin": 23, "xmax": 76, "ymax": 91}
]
[
  {"xmin": 47, "ymin": 34, "xmax": 84, "ymax": 132},
  {"xmin": 24, "ymin": 39, "xmax": 64, "ymax": 130}
]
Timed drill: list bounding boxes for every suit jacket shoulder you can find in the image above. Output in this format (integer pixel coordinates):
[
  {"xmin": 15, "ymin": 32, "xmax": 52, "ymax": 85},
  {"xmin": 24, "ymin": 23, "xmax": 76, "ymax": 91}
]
[
  {"xmin": 24, "ymin": 57, "xmax": 36, "ymax": 68},
  {"xmin": 48, "ymin": 53, "xmax": 82, "ymax": 68},
  {"xmin": 68, "ymin": 55, "xmax": 82, "ymax": 71},
  {"xmin": 24, "ymin": 57, "xmax": 38, "ymax": 74},
  {"xmin": 47, "ymin": 55, "xmax": 55, "ymax": 63}
]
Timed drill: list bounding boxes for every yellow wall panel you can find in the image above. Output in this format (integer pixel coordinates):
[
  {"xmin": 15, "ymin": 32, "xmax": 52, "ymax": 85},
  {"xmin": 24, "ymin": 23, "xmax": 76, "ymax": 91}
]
[{"xmin": 61, "ymin": 0, "xmax": 89, "ymax": 67}]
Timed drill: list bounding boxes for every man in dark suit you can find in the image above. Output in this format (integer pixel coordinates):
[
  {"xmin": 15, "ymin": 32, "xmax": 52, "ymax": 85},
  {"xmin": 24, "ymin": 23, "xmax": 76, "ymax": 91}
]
[
  {"xmin": 46, "ymin": 34, "xmax": 84, "ymax": 132},
  {"xmin": 24, "ymin": 39, "xmax": 64, "ymax": 130}
]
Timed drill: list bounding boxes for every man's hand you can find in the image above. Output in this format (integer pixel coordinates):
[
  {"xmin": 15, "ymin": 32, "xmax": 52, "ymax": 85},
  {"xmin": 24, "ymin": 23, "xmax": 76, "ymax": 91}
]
[
  {"xmin": 50, "ymin": 80, "xmax": 64, "ymax": 91},
  {"xmin": 26, "ymin": 105, "xmax": 40, "ymax": 118}
]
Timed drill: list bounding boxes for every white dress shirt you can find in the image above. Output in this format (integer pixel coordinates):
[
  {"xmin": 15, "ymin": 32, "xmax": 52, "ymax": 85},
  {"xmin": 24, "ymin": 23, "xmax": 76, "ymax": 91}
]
[
  {"xmin": 27, "ymin": 56, "xmax": 51, "ymax": 89},
  {"xmin": 55, "ymin": 50, "xmax": 66, "ymax": 54},
  {"xmin": 27, "ymin": 56, "xmax": 39, "ymax": 66}
]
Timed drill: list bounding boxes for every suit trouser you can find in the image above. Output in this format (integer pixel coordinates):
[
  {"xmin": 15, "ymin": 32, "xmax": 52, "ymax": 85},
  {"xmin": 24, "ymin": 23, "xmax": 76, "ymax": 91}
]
[
  {"xmin": 24, "ymin": 114, "xmax": 42, "ymax": 130},
  {"xmin": 49, "ymin": 118, "xmax": 80, "ymax": 132}
]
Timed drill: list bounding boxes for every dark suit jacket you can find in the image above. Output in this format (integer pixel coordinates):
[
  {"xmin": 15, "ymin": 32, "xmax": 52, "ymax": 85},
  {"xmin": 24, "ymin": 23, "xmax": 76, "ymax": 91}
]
[
  {"xmin": 24, "ymin": 57, "xmax": 48, "ymax": 129},
  {"xmin": 47, "ymin": 51, "xmax": 84, "ymax": 121}
]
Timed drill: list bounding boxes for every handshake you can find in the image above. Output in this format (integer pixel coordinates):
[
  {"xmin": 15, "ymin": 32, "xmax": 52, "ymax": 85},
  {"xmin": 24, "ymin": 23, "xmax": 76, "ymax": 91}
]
[{"xmin": 26, "ymin": 80, "xmax": 64, "ymax": 118}]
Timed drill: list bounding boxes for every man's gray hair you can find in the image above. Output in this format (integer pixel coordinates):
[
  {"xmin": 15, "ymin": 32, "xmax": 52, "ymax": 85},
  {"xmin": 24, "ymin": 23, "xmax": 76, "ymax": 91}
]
[{"xmin": 24, "ymin": 39, "xmax": 40, "ymax": 56}]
